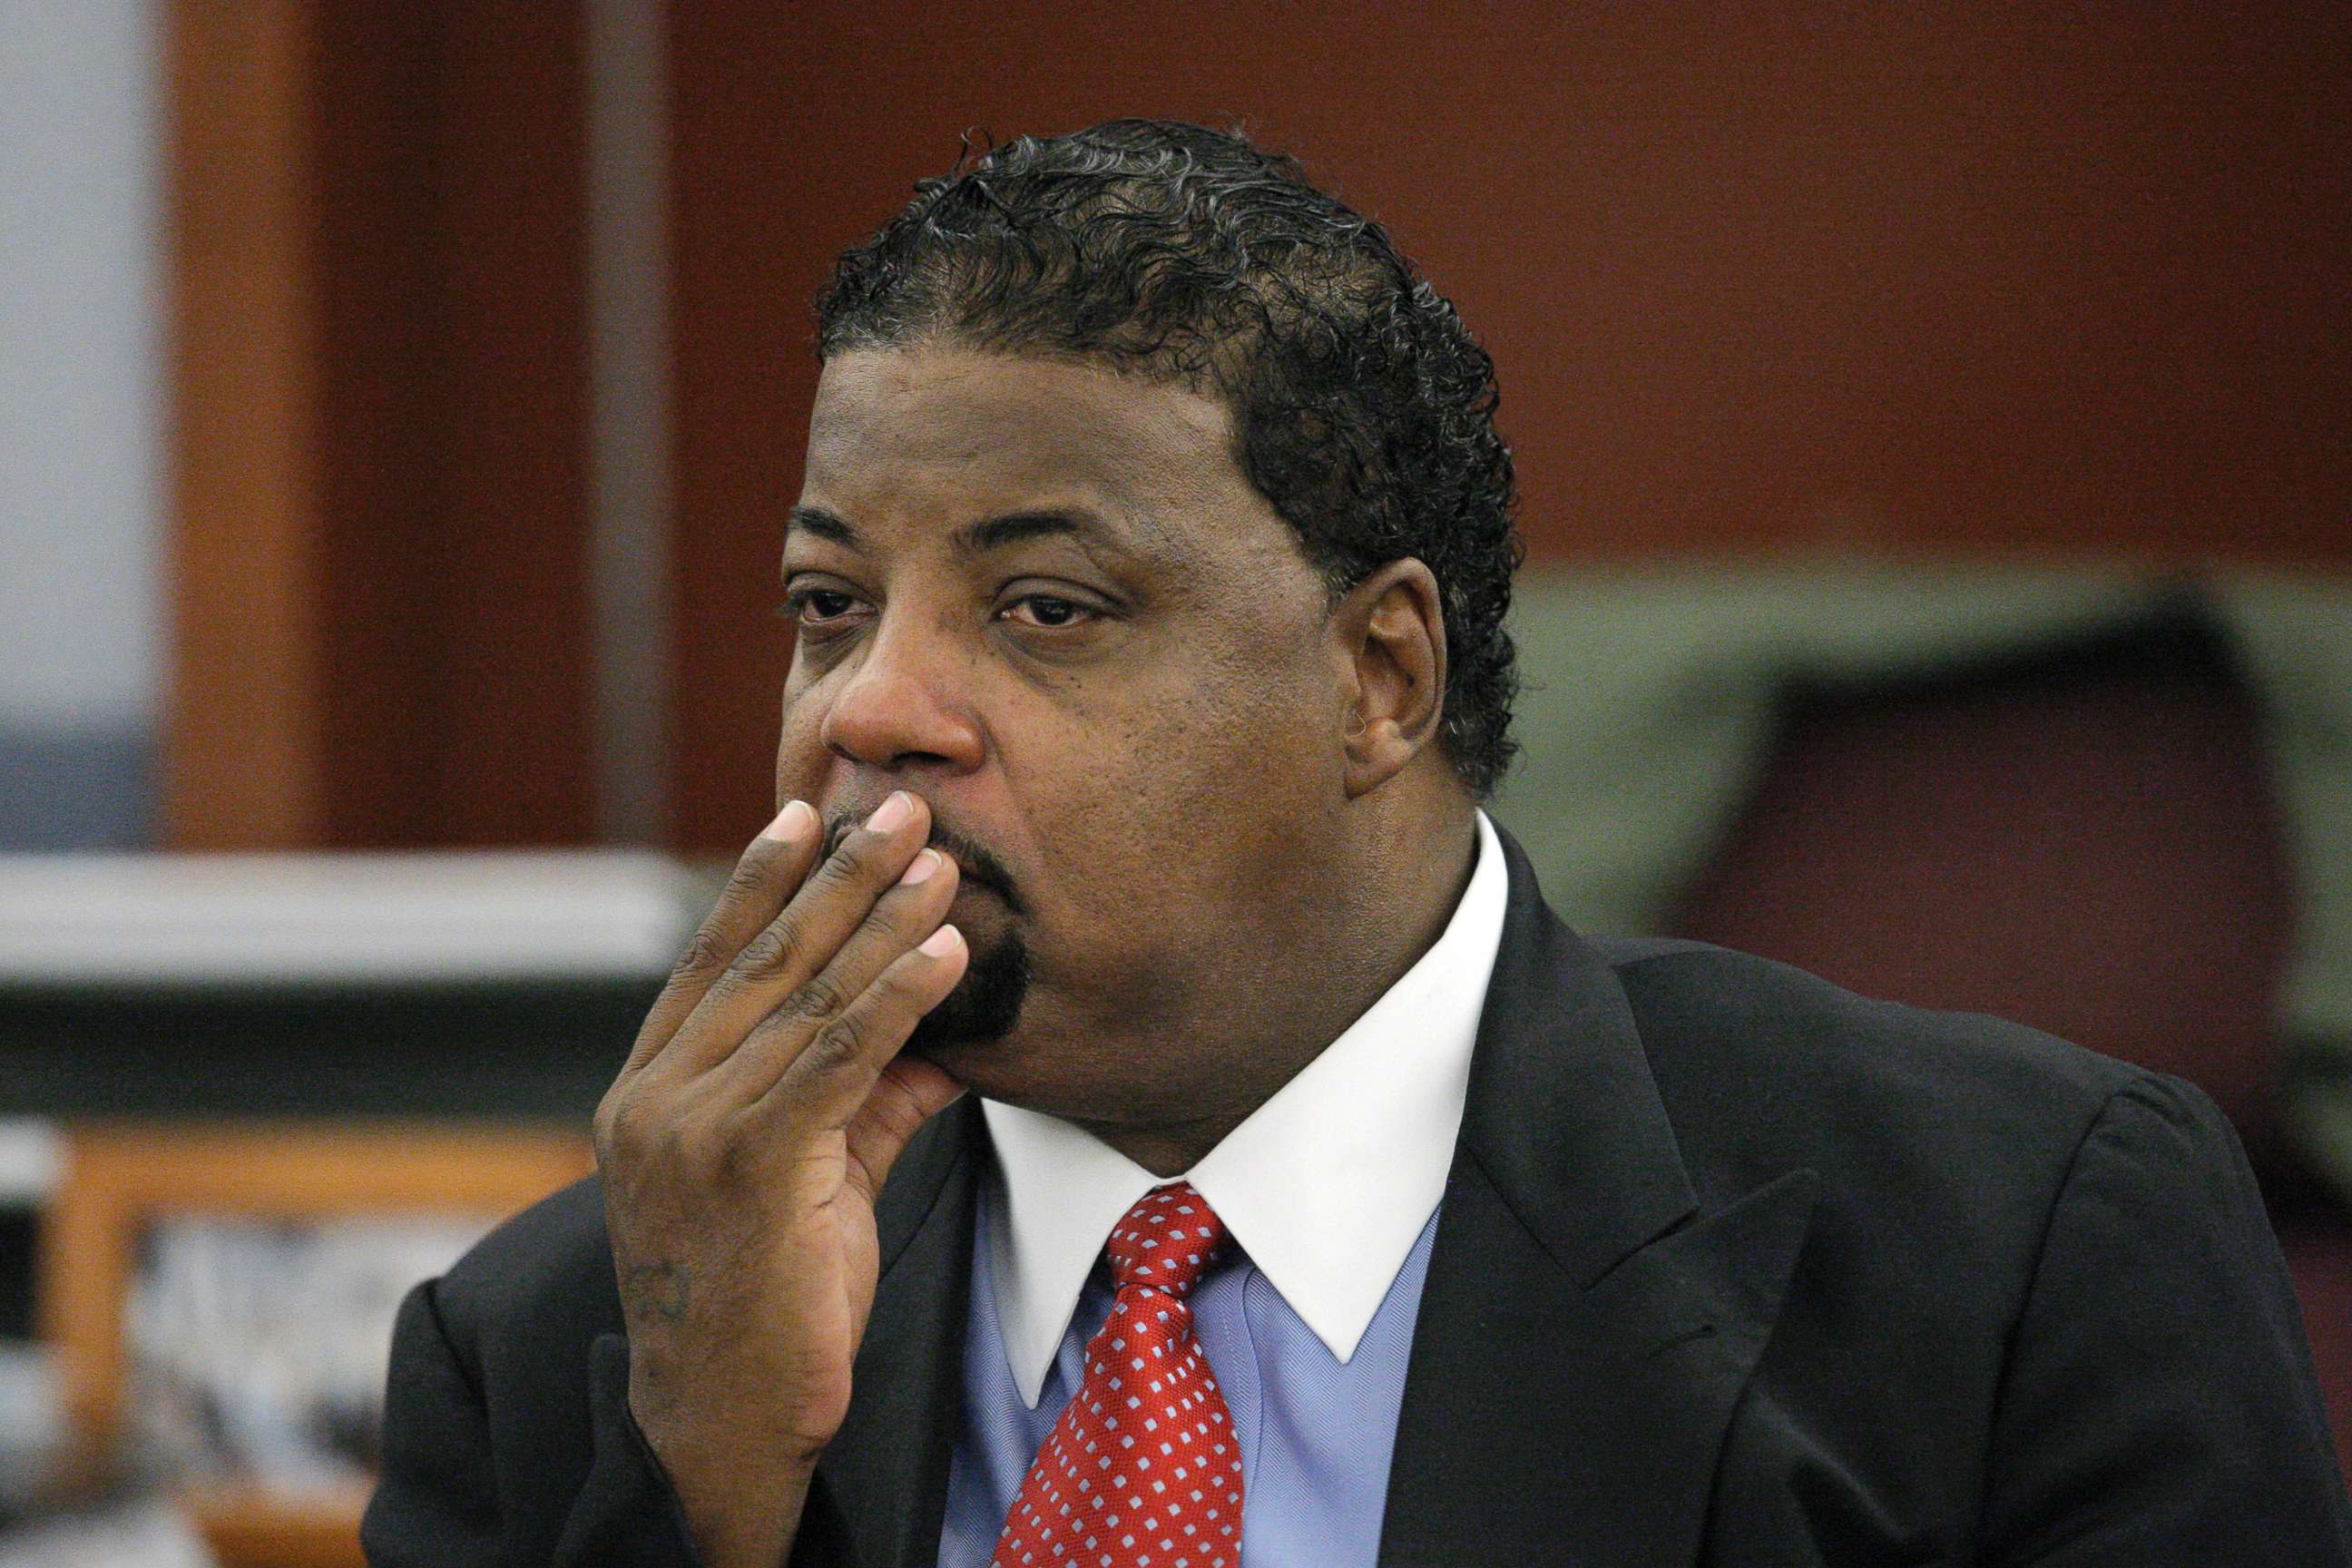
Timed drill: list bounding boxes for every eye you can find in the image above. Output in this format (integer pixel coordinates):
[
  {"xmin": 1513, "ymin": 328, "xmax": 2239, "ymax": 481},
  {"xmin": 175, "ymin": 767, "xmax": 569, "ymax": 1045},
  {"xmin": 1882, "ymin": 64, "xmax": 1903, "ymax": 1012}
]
[
  {"xmin": 785, "ymin": 587, "xmax": 860, "ymax": 620},
  {"xmin": 779, "ymin": 586, "xmax": 866, "ymax": 631},
  {"xmin": 998, "ymin": 594, "xmax": 1097, "ymax": 630}
]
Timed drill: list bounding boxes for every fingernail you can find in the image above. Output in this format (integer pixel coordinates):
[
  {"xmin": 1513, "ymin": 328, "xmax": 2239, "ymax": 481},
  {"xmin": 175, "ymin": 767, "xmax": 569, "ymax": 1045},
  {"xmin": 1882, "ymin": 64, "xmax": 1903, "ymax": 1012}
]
[
  {"xmin": 897, "ymin": 848, "xmax": 940, "ymax": 887},
  {"xmin": 865, "ymin": 792, "xmax": 913, "ymax": 833},
  {"xmin": 919, "ymin": 925, "xmax": 964, "ymax": 957},
  {"xmin": 760, "ymin": 800, "xmax": 817, "ymax": 842}
]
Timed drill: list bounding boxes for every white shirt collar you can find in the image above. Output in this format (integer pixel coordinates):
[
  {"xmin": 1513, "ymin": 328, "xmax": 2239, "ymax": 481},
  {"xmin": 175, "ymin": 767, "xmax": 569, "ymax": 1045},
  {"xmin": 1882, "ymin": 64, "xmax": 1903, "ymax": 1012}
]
[{"xmin": 980, "ymin": 810, "xmax": 1509, "ymax": 1407}]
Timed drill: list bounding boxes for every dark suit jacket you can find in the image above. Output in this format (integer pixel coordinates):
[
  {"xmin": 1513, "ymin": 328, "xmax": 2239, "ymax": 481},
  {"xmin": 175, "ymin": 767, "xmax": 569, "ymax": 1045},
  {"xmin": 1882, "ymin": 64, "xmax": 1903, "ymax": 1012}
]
[{"xmin": 363, "ymin": 833, "xmax": 2352, "ymax": 1565}]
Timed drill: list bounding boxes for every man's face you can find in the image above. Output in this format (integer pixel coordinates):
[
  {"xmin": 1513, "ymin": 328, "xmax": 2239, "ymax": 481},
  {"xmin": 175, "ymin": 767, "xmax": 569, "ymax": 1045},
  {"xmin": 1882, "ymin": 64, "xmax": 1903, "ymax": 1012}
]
[{"xmin": 777, "ymin": 347, "xmax": 1349, "ymax": 1122}]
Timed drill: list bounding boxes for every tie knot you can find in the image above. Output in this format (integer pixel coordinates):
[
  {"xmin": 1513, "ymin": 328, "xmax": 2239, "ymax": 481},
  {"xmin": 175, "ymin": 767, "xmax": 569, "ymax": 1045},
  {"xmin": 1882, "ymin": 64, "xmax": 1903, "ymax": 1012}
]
[{"xmin": 1102, "ymin": 1181, "xmax": 1230, "ymax": 1297}]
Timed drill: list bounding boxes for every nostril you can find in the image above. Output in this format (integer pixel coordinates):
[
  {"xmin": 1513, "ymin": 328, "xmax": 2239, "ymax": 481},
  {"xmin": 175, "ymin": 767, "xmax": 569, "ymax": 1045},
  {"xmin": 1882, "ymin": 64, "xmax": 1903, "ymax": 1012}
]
[{"xmin": 818, "ymin": 667, "xmax": 983, "ymax": 773}]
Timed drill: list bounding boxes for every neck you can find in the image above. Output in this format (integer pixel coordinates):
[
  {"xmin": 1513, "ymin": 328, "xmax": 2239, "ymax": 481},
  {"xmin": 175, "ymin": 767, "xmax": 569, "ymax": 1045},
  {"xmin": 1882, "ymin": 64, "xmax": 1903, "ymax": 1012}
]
[{"xmin": 1078, "ymin": 804, "xmax": 1482, "ymax": 1176}]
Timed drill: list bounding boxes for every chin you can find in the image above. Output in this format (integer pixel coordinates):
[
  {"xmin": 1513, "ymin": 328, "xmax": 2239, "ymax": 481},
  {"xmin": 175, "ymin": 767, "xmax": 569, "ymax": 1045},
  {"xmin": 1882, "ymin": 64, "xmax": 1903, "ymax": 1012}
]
[{"xmin": 905, "ymin": 926, "xmax": 1030, "ymax": 1057}]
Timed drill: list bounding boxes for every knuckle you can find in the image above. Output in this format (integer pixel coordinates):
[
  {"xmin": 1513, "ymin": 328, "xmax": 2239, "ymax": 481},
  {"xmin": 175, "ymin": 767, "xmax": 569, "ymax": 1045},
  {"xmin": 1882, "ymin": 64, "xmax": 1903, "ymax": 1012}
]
[
  {"xmin": 732, "ymin": 917, "xmax": 798, "ymax": 977},
  {"xmin": 812, "ymin": 837, "xmax": 879, "ymax": 893},
  {"xmin": 594, "ymin": 1093, "xmax": 643, "ymax": 1159},
  {"xmin": 801, "ymin": 1013, "xmax": 870, "ymax": 1076},
  {"xmin": 781, "ymin": 974, "xmax": 850, "ymax": 1027},
  {"xmin": 671, "ymin": 925, "xmax": 732, "ymax": 984}
]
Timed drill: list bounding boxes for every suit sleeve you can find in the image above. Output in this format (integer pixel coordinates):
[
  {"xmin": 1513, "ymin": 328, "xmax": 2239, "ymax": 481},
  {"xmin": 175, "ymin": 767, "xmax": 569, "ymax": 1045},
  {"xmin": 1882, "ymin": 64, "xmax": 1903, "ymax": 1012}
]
[
  {"xmin": 1977, "ymin": 1073, "xmax": 2352, "ymax": 1564},
  {"xmin": 361, "ymin": 1277, "xmax": 710, "ymax": 1566},
  {"xmin": 361, "ymin": 1279, "xmax": 859, "ymax": 1568},
  {"xmin": 360, "ymin": 1279, "xmax": 516, "ymax": 1567}
]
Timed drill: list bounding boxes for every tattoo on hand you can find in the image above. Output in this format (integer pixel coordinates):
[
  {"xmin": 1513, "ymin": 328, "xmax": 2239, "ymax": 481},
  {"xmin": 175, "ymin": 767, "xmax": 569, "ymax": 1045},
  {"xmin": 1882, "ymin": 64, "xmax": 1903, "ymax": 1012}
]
[{"xmin": 626, "ymin": 1262, "xmax": 693, "ymax": 1323}]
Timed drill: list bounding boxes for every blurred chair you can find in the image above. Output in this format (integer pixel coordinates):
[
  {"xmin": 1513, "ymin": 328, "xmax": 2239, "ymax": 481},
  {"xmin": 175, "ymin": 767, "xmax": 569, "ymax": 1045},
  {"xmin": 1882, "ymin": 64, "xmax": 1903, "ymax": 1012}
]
[
  {"xmin": 1670, "ymin": 613, "xmax": 2352, "ymax": 1473},
  {"xmin": 38, "ymin": 1122, "xmax": 591, "ymax": 1568}
]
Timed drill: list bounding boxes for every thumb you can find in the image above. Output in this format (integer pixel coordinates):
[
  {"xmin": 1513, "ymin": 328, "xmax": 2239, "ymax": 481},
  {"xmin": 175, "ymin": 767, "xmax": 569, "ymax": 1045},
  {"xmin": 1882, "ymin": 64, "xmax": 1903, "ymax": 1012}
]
[{"xmin": 842, "ymin": 1054, "xmax": 968, "ymax": 1204}]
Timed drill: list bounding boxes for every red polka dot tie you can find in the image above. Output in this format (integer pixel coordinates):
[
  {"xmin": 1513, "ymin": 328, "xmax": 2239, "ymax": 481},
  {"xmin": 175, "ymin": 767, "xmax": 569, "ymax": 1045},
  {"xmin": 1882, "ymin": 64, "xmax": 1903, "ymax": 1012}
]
[{"xmin": 992, "ymin": 1182, "xmax": 1243, "ymax": 1568}]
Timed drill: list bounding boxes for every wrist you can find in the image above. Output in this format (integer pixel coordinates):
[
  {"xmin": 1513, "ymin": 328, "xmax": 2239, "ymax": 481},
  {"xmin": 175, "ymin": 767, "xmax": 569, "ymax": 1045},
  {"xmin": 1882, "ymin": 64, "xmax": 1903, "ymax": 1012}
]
[
  {"xmin": 628, "ymin": 1389, "xmax": 824, "ymax": 1566},
  {"xmin": 669, "ymin": 1450, "xmax": 818, "ymax": 1568}
]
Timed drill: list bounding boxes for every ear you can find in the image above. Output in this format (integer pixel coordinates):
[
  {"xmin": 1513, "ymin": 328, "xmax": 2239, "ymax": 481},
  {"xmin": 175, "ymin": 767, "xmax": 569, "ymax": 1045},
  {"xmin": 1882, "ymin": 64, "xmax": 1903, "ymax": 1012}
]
[{"xmin": 1330, "ymin": 558, "xmax": 1447, "ymax": 799}]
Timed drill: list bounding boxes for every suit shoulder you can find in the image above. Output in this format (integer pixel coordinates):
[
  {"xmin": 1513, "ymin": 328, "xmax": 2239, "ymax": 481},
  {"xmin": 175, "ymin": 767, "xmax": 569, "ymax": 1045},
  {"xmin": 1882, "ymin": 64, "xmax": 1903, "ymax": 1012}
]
[
  {"xmin": 1589, "ymin": 933, "xmax": 2145, "ymax": 1102},
  {"xmin": 1581, "ymin": 935, "xmax": 2169, "ymax": 1201}
]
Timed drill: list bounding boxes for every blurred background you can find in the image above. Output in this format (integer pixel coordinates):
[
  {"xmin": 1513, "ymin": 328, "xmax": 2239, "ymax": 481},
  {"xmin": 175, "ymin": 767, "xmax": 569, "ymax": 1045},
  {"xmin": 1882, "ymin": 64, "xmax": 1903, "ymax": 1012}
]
[{"xmin": 1, "ymin": 1, "xmax": 2346, "ymax": 1562}]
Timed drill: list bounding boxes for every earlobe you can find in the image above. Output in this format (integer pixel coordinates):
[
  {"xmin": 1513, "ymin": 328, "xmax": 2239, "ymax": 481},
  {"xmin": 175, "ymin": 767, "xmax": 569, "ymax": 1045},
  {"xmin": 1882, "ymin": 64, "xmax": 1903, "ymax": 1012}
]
[{"xmin": 1338, "ymin": 559, "xmax": 1446, "ymax": 799}]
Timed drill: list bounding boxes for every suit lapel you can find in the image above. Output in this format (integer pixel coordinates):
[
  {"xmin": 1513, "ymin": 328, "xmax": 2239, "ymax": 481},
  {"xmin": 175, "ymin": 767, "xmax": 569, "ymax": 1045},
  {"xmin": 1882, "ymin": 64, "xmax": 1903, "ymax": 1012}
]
[
  {"xmin": 813, "ymin": 1094, "xmax": 984, "ymax": 1568},
  {"xmin": 1377, "ymin": 833, "xmax": 1819, "ymax": 1568},
  {"xmin": 805, "ymin": 830, "xmax": 1818, "ymax": 1567}
]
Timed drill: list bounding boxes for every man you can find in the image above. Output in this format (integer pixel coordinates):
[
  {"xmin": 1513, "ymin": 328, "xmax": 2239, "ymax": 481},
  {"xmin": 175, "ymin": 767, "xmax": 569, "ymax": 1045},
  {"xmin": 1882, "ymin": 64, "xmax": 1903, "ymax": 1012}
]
[{"xmin": 363, "ymin": 121, "xmax": 2350, "ymax": 1566}]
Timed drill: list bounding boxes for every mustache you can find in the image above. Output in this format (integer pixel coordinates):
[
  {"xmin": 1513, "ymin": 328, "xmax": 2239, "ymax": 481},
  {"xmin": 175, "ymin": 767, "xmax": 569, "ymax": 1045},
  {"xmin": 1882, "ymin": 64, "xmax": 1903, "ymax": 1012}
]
[{"xmin": 822, "ymin": 809, "xmax": 1025, "ymax": 916}]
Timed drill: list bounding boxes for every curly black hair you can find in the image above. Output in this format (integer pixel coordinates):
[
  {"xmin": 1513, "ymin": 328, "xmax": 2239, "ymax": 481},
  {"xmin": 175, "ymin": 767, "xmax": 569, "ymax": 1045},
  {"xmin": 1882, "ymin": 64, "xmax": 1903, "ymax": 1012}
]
[{"xmin": 816, "ymin": 119, "xmax": 1523, "ymax": 798}]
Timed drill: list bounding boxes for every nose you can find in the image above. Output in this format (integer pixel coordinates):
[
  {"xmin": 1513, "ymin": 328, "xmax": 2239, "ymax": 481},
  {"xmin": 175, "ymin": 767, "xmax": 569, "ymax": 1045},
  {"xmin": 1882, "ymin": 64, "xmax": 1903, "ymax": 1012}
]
[{"xmin": 816, "ymin": 609, "xmax": 986, "ymax": 774}]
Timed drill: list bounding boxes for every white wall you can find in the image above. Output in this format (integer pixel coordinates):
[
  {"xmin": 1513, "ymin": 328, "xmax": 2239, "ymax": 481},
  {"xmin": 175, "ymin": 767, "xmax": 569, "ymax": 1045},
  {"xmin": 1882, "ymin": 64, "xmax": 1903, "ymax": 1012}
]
[{"xmin": 0, "ymin": 0, "xmax": 163, "ymax": 845}]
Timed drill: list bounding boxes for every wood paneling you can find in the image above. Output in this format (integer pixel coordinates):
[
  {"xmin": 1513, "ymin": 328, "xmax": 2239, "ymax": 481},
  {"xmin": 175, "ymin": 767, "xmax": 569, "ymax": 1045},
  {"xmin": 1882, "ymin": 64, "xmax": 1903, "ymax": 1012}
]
[
  {"xmin": 305, "ymin": 3, "xmax": 595, "ymax": 848},
  {"xmin": 168, "ymin": 4, "xmax": 2350, "ymax": 851},
  {"xmin": 667, "ymin": 1, "xmax": 2352, "ymax": 848},
  {"xmin": 164, "ymin": 2, "xmax": 594, "ymax": 849},
  {"xmin": 162, "ymin": 0, "xmax": 324, "ymax": 848}
]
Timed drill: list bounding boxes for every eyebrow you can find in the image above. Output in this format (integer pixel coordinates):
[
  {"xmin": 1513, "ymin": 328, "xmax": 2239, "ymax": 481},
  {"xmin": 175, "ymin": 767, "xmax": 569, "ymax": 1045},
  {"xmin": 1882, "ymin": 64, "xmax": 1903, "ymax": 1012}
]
[{"xmin": 786, "ymin": 505, "xmax": 1125, "ymax": 556}]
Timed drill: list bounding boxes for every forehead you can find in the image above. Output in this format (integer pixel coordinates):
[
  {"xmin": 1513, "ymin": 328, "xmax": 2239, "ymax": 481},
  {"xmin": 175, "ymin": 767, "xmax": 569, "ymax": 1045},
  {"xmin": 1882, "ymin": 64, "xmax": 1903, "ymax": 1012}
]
[{"xmin": 801, "ymin": 348, "xmax": 1251, "ymax": 538}]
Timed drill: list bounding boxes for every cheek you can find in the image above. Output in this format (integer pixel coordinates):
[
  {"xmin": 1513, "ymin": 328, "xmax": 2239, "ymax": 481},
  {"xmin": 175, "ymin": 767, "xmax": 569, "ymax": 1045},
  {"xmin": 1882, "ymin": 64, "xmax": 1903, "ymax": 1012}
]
[
  {"xmin": 772, "ymin": 677, "xmax": 831, "ymax": 799},
  {"xmin": 1024, "ymin": 642, "xmax": 1339, "ymax": 920}
]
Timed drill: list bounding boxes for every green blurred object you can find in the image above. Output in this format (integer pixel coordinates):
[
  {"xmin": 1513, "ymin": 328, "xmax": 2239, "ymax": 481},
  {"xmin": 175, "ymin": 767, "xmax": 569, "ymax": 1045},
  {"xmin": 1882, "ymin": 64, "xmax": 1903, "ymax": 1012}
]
[{"xmin": 1492, "ymin": 564, "xmax": 2352, "ymax": 1209}]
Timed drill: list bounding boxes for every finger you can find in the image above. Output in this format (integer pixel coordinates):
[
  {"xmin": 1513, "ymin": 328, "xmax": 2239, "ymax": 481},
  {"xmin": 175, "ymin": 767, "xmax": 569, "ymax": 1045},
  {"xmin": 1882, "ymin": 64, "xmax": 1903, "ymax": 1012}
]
[
  {"xmin": 649, "ymin": 791, "xmax": 933, "ymax": 1084},
  {"xmin": 757, "ymin": 925, "xmax": 969, "ymax": 1135},
  {"xmin": 841, "ymin": 1054, "xmax": 969, "ymax": 1205},
  {"xmin": 708, "ymin": 846, "xmax": 961, "ymax": 1104},
  {"xmin": 616, "ymin": 799, "xmax": 822, "ymax": 1085}
]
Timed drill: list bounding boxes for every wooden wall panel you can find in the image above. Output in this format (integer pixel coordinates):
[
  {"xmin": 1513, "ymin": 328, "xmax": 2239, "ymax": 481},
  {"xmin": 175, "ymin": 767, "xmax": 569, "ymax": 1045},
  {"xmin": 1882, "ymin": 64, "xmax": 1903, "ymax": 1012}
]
[
  {"xmin": 303, "ymin": 5, "xmax": 438, "ymax": 850},
  {"xmin": 173, "ymin": 4, "xmax": 2348, "ymax": 852},
  {"xmin": 668, "ymin": 1, "xmax": 2351, "ymax": 849},
  {"xmin": 166, "ymin": 1, "xmax": 593, "ymax": 849},
  {"xmin": 162, "ymin": 0, "xmax": 324, "ymax": 849},
  {"xmin": 309, "ymin": 4, "xmax": 595, "ymax": 848},
  {"xmin": 411, "ymin": 4, "xmax": 596, "ymax": 848}
]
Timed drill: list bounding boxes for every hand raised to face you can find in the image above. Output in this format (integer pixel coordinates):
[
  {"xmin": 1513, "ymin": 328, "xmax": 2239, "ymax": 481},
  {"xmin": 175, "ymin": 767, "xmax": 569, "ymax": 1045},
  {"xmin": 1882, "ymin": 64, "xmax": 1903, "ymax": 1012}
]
[{"xmin": 593, "ymin": 791, "xmax": 969, "ymax": 1568}]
